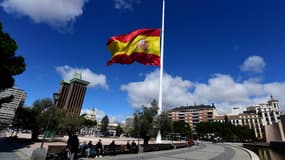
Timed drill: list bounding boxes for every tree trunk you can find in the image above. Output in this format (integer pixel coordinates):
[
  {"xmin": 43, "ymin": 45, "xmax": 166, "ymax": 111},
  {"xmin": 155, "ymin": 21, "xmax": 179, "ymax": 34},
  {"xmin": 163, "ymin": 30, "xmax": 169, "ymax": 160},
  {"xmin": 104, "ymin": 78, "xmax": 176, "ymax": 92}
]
[
  {"xmin": 31, "ymin": 129, "xmax": 39, "ymax": 141},
  {"xmin": 143, "ymin": 136, "xmax": 150, "ymax": 145},
  {"xmin": 10, "ymin": 129, "xmax": 14, "ymax": 137}
]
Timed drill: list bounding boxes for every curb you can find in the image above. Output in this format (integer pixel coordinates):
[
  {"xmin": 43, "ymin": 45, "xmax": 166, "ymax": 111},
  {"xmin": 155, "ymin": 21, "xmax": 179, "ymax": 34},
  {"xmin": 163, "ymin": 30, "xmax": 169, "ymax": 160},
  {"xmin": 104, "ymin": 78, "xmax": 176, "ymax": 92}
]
[
  {"xmin": 225, "ymin": 143, "xmax": 260, "ymax": 160},
  {"xmin": 238, "ymin": 146, "xmax": 260, "ymax": 160}
]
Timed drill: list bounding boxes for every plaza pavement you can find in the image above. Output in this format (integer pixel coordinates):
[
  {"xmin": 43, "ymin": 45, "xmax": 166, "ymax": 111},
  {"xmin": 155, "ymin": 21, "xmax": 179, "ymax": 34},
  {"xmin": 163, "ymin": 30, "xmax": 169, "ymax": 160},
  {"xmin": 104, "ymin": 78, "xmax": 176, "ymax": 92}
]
[
  {"xmin": 79, "ymin": 142, "xmax": 259, "ymax": 160},
  {"xmin": 0, "ymin": 132, "xmax": 259, "ymax": 160}
]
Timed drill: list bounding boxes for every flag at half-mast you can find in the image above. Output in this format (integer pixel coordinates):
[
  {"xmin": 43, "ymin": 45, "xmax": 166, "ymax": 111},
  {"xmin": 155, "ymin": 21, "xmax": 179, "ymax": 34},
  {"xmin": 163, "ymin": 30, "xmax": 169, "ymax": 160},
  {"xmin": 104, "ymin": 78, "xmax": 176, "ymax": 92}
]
[{"xmin": 106, "ymin": 28, "xmax": 161, "ymax": 66}]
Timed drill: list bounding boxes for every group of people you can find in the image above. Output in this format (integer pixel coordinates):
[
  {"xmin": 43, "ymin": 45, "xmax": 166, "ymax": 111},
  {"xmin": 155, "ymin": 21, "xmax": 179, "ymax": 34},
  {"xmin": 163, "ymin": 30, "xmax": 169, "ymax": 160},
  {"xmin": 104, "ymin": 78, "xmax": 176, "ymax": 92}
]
[
  {"xmin": 79, "ymin": 139, "xmax": 103, "ymax": 158},
  {"xmin": 78, "ymin": 139, "xmax": 138, "ymax": 159},
  {"xmin": 126, "ymin": 140, "xmax": 139, "ymax": 153},
  {"xmin": 65, "ymin": 135, "xmax": 104, "ymax": 160},
  {"xmin": 65, "ymin": 134, "xmax": 139, "ymax": 159}
]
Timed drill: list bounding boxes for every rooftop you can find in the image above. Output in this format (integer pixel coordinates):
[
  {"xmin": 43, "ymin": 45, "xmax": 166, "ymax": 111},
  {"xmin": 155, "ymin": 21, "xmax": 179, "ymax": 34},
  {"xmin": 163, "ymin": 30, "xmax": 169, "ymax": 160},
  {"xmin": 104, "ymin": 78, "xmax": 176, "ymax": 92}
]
[{"xmin": 170, "ymin": 104, "xmax": 216, "ymax": 112}]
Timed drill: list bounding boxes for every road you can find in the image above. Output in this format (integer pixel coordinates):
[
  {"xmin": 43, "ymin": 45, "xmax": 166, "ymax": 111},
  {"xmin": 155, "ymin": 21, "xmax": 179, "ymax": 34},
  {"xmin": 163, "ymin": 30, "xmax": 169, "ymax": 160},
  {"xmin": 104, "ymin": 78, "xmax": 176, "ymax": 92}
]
[
  {"xmin": 0, "ymin": 133, "xmax": 256, "ymax": 160},
  {"xmin": 81, "ymin": 142, "xmax": 254, "ymax": 160}
]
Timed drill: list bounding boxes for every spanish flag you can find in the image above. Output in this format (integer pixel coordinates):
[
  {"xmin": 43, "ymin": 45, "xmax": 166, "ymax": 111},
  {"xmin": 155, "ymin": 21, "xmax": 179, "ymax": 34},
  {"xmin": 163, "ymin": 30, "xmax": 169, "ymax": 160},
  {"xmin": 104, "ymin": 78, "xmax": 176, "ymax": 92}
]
[{"xmin": 107, "ymin": 28, "xmax": 161, "ymax": 66}]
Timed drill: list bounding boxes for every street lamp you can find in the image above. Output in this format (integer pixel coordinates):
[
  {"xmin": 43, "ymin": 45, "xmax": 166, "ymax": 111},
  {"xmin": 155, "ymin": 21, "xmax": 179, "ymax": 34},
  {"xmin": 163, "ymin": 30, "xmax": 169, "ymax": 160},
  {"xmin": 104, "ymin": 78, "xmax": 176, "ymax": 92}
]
[{"xmin": 40, "ymin": 93, "xmax": 60, "ymax": 148}]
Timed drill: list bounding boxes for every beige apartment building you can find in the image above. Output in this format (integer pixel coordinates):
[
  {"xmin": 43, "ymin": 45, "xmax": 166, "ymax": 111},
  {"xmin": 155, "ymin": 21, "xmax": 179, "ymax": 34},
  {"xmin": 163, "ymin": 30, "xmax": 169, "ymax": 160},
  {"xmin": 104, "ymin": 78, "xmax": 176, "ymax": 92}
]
[{"xmin": 169, "ymin": 104, "xmax": 217, "ymax": 132}]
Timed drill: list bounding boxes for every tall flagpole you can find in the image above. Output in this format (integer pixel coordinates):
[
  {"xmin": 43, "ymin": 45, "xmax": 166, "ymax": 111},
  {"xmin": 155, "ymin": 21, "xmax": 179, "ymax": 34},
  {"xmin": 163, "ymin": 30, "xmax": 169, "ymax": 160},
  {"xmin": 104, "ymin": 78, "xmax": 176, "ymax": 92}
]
[{"xmin": 156, "ymin": 0, "xmax": 165, "ymax": 143}]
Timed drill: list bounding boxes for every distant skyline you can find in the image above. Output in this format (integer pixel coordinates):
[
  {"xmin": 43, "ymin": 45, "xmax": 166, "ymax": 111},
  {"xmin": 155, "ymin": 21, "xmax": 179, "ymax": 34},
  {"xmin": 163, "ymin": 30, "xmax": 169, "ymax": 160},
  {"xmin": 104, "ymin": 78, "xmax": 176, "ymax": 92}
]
[{"xmin": 1, "ymin": 0, "xmax": 285, "ymax": 122}]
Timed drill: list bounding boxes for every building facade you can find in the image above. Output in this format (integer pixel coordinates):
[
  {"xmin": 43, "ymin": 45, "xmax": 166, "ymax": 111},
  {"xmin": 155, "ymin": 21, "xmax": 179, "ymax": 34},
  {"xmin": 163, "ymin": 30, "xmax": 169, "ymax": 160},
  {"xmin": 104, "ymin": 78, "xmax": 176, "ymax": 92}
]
[
  {"xmin": 80, "ymin": 108, "xmax": 97, "ymax": 135},
  {"xmin": 214, "ymin": 96, "xmax": 281, "ymax": 140},
  {"xmin": 84, "ymin": 108, "xmax": 96, "ymax": 121},
  {"xmin": 169, "ymin": 104, "xmax": 217, "ymax": 131},
  {"xmin": 54, "ymin": 73, "xmax": 89, "ymax": 116},
  {"xmin": 214, "ymin": 113, "xmax": 263, "ymax": 138},
  {"xmin": 0, "ymin": 88, "xmax": 26, "ymax": 127},
  {"xmin": 257, "ymin": 96, "xmax": 281, "ymax": 126}
]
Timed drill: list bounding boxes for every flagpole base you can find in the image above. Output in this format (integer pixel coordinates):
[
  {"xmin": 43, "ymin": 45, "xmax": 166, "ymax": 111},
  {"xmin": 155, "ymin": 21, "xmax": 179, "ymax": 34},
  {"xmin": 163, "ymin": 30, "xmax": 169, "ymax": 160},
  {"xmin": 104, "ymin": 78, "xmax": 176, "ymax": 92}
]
[{"xmin": 156, "ymin": 130, "xmax": 162, "ymax": 143}]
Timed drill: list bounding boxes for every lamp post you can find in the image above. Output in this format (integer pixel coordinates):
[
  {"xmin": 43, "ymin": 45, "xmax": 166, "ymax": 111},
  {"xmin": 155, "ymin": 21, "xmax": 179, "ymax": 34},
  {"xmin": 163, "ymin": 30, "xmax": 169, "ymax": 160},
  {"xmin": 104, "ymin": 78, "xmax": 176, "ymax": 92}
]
[{"xmin": 40, "ymin": 93, "xmax": 60, "ymax": 148}]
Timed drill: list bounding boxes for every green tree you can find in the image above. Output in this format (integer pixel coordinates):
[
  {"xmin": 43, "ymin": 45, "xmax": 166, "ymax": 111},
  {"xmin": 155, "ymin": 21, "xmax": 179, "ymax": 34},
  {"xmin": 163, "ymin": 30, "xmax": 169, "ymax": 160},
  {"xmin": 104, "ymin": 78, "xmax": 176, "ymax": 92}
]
[
  {"xmin": 10, "ymin": 106, "xmax": 32, "ymax": 136},
  {"xmin": 131, "ymin": 112, "xmax": 140, "ymax": 138},
  {"xmin": 0, "ymin": 22, "xmax": 25, "ymax": 89},
  {"xmin": 196, "ymin": 122, "xmax": 211, "ymax": 135},
  {"xmin": 196, "ymin": 121, "xmax": 256, "ymax": 142},
  {"xmin": 82, "ymin": 118, "xmax": 97, "ymax": 129},
  {"xmin": 30, "ymin": 98, "xmax": 53, "ymax": 140},
  {"xmin": 11, "ymin": 98, "xmax": 53, "ymax": 141},
  {"xmin": 115, "ymin": 125, "xmax": 124, "ymax": 137},
  {"xmin": 12, "ymin": 98, "xmax": 93, "ymax": 140},
  {"xmin": 101, "ymin": 115, "xmax": 109, "ymax": 136},
  {"xmin": 0, "ymin": 22, "xmax": 26, "ymax": 109},
  {"xmin": 131, "ymin": 99, "xmax": 159, "ymax": 144},
  {"xmin": 57, "ymin": 113, "xmax": 84, "ymax": 136},
  {"xmin": 81, "ymin": 117, "xmax": 97, "ymax": 135},
  {"xmin": 155, "ymin": 111, "xmax": 173, "ymax": 138},
  {"xmin": 123, "ymin": 117, "xmax": 133, "ymax": 137},
  {"xmin": 173, "ymin": 121, "xmax": 192, "ymax": 139}
]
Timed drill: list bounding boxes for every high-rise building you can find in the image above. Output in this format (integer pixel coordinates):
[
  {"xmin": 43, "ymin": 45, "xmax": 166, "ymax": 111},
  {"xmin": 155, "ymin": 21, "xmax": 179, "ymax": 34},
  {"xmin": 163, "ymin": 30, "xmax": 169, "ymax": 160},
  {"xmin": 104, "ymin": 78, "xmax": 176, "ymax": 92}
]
[
  {"xmin": 169, "ymin": 104, "xmax": 217, "ymax": 132},
  {"xmin": 54, "ymin": 73, "xmax": 89, "ymax": 116},
  {"xmin": 0, "ymin": 88, "xmax": 26, "ymax": 127}
]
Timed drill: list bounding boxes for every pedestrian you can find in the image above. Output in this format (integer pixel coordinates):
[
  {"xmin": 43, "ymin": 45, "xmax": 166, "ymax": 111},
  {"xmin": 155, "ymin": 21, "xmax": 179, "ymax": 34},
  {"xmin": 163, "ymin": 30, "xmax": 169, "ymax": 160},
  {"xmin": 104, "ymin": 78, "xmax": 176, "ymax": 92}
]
[
  {"xmin": 196, "ymin": 139, "xmax": 200, "ymax": 146},
  {"xmin": 95, "ymin": 139, "xmax": 103, "ymax": 157},
  {"xmin": 67, "ymin": 134, "xmax": 79, "ymax": 160},
  {"xmin": 126, "ymin": 140, "xmax": 131, "ymax": 152},
  {"xmin": 109, "ymin": 140, "xmax": 116, "ymax": 156},
  {"xmin": 79, "ymin": 141, "xmax": 87, "ymax": 155},
  {"xmin": 131, "ymin": 140, "xmax": 138, "ymax": 153},
  {"xmin": 86, "ymin": 140, "xmax": 95, "ymax": 158}
]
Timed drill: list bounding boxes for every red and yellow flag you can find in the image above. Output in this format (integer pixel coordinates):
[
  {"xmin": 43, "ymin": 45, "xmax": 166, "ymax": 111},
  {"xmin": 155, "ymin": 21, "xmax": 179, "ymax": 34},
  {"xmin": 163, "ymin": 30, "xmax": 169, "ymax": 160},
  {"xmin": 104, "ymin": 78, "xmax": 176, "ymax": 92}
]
[{"xmin": 106, "ymin": 28, "xmax": 161, "ymax": 66}]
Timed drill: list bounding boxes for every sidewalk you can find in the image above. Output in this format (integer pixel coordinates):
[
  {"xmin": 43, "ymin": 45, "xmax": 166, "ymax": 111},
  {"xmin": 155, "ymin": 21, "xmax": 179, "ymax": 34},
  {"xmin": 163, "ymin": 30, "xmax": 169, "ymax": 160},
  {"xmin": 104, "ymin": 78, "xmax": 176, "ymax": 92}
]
[
  {"xmin": 12, "ymin": 133, "xmax": 185, "ymax": 159},
  {"xmin": 2, "ymin": 133, "xmax": 259, "ymax": 160}
]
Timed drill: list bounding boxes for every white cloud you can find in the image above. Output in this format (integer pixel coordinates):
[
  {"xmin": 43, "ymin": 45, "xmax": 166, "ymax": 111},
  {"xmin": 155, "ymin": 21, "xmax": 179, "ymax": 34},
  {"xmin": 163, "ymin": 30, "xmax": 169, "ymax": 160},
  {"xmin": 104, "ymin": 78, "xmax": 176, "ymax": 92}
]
[
  {"xmin": 121, "ymin": 69, "xmax": 195, "ymax": 110},
  {"xmin": 56, "ymin": 65, "xmax": 108, "ymax": 89},
  {"xmin": 240, "ymin": 56, "xmax": 266, "ymax": 73},
  {"xmin": 121, "ymin": 70, "xmax": 285, "ymax": 114},
  {"xmin": 0, "ymin": 0, "xmax": 88, "ymax": 29},
  {"xmin": 113, "ymin": 0, "xmax": 140, "ymax": 11}
]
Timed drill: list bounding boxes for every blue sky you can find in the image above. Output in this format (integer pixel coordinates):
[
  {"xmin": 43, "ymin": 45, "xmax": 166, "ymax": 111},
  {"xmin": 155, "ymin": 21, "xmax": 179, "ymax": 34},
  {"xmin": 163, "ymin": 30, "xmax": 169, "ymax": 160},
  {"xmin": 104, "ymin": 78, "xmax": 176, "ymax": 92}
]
[{"xmin": 1, "ymin": 0, "xmax": 285, "ymax": 122}]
